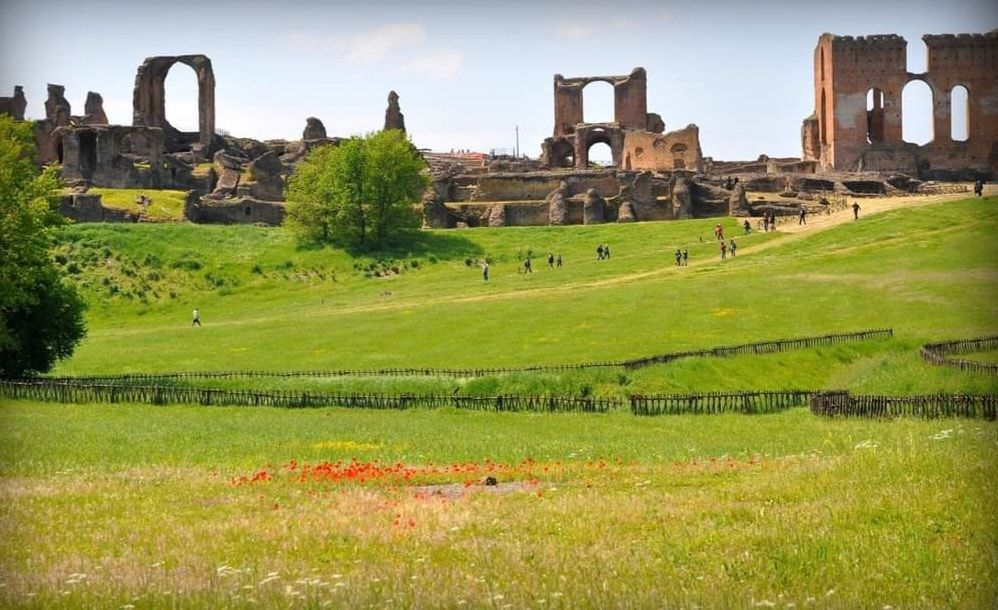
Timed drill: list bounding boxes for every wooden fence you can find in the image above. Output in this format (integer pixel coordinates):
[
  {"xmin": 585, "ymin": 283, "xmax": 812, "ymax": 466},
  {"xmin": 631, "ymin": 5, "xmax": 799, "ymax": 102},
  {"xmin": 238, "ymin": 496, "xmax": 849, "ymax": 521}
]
[
  {"xmin": 0, "ymin": 380, "xmax": 619, "ymax": 413},
  {"xmin": 920, "ymin": 336, "xmax": 998, "ymax": 375},
  {"xmin": 630, "ymin": 390, "xmax": 813, "ymax": 415},
  {"xmin": 618, "ymin": 328, "xmax": 892, "ymax": 369},
  {"xmin": 810, "ymin": 391, "xmax": 997, "ymax": 420},
  {"xmin": 4, "ymin": 380, "xmax": 993, "ymax": 420},
  {"xmin": 42, "ymin": 328, "xmax": 893, "ymax": 384}
]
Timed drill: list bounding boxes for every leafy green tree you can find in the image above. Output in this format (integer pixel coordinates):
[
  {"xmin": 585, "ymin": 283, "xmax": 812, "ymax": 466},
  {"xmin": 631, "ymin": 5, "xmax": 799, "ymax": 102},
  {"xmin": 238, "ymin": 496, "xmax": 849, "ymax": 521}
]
[
  {"xmin": 285, "ymin": 129, "xmax": 428, "ymax": 248},
  {"xmin": 0, "ymin": 115, "xmax": 86, "ymax": 377}
]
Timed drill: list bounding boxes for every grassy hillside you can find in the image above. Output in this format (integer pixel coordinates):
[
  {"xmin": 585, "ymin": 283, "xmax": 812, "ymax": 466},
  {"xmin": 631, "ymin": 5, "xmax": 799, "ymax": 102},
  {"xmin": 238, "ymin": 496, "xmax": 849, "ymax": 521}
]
[
  {"xmin": 3, "ymin": 195, "xmax": 997, "ymax": 608},
  {"xmin": 49, "ymin": 195, "xmax": 998, "ymax": 394}
]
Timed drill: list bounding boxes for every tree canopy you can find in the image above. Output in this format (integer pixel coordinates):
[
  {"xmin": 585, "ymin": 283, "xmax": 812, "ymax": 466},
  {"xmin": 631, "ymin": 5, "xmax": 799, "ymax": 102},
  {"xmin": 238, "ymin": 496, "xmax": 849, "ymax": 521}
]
[
  {"xmin": 285, "ymin": 129, "xmax": 428, "ymax": 248},
  {"xmin": 0, "ymin": 115, "xmax": 86, "ymax": 377}
]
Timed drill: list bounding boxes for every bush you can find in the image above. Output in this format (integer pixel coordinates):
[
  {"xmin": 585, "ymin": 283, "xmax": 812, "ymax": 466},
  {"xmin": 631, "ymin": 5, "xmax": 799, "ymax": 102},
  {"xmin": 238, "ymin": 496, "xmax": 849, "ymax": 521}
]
[{"xmin": 171, "ymin": 258, "xmax": 202, "ymax": 271}]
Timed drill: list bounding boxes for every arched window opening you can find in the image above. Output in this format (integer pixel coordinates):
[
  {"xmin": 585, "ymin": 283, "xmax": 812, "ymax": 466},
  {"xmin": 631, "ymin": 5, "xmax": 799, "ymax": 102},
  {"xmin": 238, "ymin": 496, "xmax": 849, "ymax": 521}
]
[
  {"xmin": 901, "ymin": 80, "xmax": 933, "ymax": 145},
  {"xmin": 820, "ymin": 89, "xmax": 828, "ymax": 145},
  {"xmin": 582, "ymin": 81, "xmax": 614, "ymax": 124},
  {"xmin": 164, "ymin": 64, "xmax": 200, "ymax": 132},
  {"xmin": 587, "ymin": 141, "xmax": 612, "ymax": 167},
  {"xmin": 950, "ymin": 85, "xmax": 969, "ymax": 142},
  {"xmin": 866, "ymin": 88, "xmax": 885, "ymax": 144}
]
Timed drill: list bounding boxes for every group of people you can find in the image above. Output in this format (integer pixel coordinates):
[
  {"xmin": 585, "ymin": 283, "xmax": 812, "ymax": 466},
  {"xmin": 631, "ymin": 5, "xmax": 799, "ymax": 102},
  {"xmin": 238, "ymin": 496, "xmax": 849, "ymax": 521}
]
[
  {"xmin": 722, "ymin": 176, "xmax": 740, "ymax": 190},
  {"xmin": 490, "ymin": 252, "xmax": 565, "ymax": 279},
  {"xmin": 596, "ymin": 243, "xmax": 612, "ymax": 260},
  {"xmin": 673, "ymin": 248, "xmax": 689, "ymax": 266},
  {"xmin": 720, "ymin": 239, "xmax": 737, "ymax": 260},
  {"xmin": 759, "ymin": 211, "xmax": 778, "ymax": 232}
]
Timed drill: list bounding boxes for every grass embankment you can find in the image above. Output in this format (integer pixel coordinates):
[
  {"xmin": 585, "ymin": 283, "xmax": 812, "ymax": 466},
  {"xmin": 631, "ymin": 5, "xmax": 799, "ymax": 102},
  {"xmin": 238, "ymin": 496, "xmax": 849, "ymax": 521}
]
[
  {"xmin": 0, "ymin": 403, "xmax": 995, "ymax": 608},
  {"xmin": 50, "ymin": 196, "xmax": 998, "ymax": 395},
  {"xmin": 88, "ymin": 187, "xmax": 186, "ymax": 221}
]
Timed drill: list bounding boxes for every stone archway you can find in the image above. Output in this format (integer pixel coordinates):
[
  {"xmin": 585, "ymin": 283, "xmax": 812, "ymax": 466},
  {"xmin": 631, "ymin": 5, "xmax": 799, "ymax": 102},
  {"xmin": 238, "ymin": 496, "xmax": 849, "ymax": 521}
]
[
  {"xmin": 132, "ymin": 55, "xmax": 216, "ymax": 153},
  {"xmin": 584, "ymin": 130, "xmax": 613, "ymax": 168}
]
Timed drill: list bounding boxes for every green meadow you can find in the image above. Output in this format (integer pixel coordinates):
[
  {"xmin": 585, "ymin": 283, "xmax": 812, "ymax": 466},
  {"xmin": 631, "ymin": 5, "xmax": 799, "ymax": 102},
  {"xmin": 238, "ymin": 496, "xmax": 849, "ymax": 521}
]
[{"xmin": 2, "ymin": 195, "xmax": 997, "ymax": 608}]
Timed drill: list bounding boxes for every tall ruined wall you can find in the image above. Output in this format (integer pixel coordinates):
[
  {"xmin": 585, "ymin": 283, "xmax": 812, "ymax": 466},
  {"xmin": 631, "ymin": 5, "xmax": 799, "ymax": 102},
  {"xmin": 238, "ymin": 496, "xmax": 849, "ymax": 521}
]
[
  {"xmin": 807, "ymin": 31, "xmax": 998, "ymax": 176},
  {"xmin": 815, "ymin": 34, "xmax": 908, "ymax": 171},
  {"xmin": 920, "ymin": 34, "xmax": 998, "ymax": 174},
  {"xmin": 553, "ymin": 68, "xmax": 648, "ymax": 137}
]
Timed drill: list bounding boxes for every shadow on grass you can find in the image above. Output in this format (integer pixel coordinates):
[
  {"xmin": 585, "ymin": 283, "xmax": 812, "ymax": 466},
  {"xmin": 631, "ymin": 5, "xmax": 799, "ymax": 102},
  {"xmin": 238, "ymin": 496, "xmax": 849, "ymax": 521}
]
[{"xmin": 295, "ymin": 229, "xmax": 483, "ymax": 261}]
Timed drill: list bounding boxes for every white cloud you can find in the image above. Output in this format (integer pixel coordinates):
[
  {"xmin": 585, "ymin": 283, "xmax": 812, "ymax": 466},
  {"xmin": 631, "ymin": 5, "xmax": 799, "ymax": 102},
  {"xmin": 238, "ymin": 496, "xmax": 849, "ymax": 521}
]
[
  {"xmin": 402, "ymin": 49, "xmax": 463, "ymax": 79},
  {"xmin": 339, "ymin": 23, "xmax": 427, "ymax": 64},
  {"xmin": 283, "ymin": 23, "xmax": 461, "ymax": 79},
  {"xmin": 555, "ymin": 22, "xmax": 593, "ymax": 41}
]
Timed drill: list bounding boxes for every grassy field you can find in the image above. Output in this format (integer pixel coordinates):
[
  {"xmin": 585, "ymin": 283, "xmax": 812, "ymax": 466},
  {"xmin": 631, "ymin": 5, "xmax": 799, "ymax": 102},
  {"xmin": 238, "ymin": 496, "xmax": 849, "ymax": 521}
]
[
  {"xmin": 2, "ymin": 194, "xmax": 997, "ymax": 607},
  {"xmin": 88, "ymin": 188, "xmax": 187, "ymax": 221},
  {"xmin": 1, "ymin": 403, "xmax": 996, "ymax": 608}
]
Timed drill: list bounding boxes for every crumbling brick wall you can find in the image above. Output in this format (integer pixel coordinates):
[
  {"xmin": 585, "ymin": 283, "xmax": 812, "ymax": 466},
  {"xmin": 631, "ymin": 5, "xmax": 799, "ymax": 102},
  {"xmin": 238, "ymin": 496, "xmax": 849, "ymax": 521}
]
[{"xmin": 804, "ymin": 32, "xmax": 998, "ymax": 177}]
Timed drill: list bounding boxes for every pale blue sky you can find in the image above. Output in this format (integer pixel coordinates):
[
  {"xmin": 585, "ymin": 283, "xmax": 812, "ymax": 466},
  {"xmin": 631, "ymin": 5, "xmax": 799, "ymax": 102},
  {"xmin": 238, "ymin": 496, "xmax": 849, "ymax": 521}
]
[{"xmin": 1, "ymin": 0, "xmax": 995, "ymax": 161}]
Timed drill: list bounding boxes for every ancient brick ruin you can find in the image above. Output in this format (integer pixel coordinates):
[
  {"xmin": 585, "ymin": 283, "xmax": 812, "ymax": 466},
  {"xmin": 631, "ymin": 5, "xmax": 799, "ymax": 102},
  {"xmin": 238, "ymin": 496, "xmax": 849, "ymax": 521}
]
[
  {"xmin": 1, "ymin": 32, "xmax": 993, "ymax": 229},
  {"xmin": 132, "ymin": 55, "xmax": 218, "ymax": 155},
  {"xmin": 0, "ymin": 86, "xmax": 27, "ymax": 121},
  {"xmin": 540, "ymin": 67, "xmax": 702, "ymax": 171},
  {"xmin": 802, "ymin": 32, "xmax": 998, "ymax": 178}
]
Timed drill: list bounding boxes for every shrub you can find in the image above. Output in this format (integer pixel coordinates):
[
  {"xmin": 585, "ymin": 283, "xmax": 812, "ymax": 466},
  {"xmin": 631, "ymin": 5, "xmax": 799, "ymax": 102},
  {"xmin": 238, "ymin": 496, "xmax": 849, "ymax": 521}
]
[{"xmin": 171, "ymin": 258, "xmax": 202, "ymax": 271}]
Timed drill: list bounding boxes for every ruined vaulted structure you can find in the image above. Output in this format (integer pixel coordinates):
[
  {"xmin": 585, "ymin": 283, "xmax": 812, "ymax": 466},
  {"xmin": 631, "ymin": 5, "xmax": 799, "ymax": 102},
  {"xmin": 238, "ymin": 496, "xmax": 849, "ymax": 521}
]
[
  {"xmin": 540, "ymin": 67, "xmax": 702, "ymax": 172},
  {"xmin": 802, "ymin": 32, "xmax": 998, "ymax": 178},
  {"xmin": 133, "ymin": 54, "xmax": 217, "ymax": 154}
]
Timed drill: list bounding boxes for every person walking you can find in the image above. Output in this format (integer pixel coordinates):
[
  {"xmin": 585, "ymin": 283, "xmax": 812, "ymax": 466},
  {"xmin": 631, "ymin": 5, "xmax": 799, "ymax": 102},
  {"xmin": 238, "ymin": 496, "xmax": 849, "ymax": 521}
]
[
  {"xmin": 481, "ymin": 260, "xmax": 489, "ymax": 281},
  {"xmin": 674, "ymin": 249, "xmax": 682, "ymax": 266},
  {"xmin": 604, "ymin": 243, "xmax": 611, "ymax": 259},
  {"xmin": 556, "ymin": 253, "xmax": 563, "ymax": 268},
  {"xmin": 852, "ymin": 202, "xmax": 861, "ymax": 220},
  {"xmin": 974, "ymin": 178, "xmax": 984, "ymax": 197},
  {"xmin": 720, "ymin": 241, "xmax": 727, "ymax": 260},
  {"xmin": 596, "ymin": 244, "xmax": 604, "ymax": 260},
  {"xmin": 729, "ymin": 239, "xmax": 737, "ymax": 257},
  {"xmin": 798, "ymin": 206, "xmax": 807, "ymax": 225},
  {"xmin": 192, "ymin": 308, "xmax": 201, "ymax": 327},
  {"xmin": 718, "ymin": 225, "xmax": 724, "ymax": 240},
  {"xmin": 523, "ymin": 256, "xmax": 532, "ymax": 274},
  {"xmin": 743, "ymin": 219, "xmax": 751, "ymax": 235},
  {"xmin": 682, "ymin": 248, "xmax": 688, "ymax": 266},
  {"xmin": 547, "ymin": 253, "xmax": 555, "ymax": 269}
]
